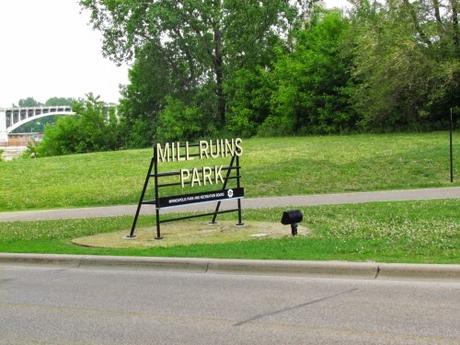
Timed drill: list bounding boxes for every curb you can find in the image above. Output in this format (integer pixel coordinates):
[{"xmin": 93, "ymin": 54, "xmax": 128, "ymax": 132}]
[{"xmin": 1, "ymin": 253, "xmax": 459, "ymax": 281}]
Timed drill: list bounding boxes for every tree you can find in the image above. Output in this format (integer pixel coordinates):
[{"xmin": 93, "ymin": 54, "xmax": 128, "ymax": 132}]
[
  {"xmin": 117, "ymin": 41, "xmax": 192, "ymax": 147},
  {"xmin": 80, "ymin": 0, "xmax": 297, "ymax": 128},
  {"xmin": 45, "ymin": 97, "xmax": 74, "ymax": 106},
  {"xmin": 348, "ymin": 0, "xmax": 460, "ymax": 130},
  {"xmin": 262, "ymin": 9, "xmax": 356, "ymax": 135},
  {"xmin": 225, "ymin": 66, "xmax": 274, "ymax": 137},
  {"xmin": 156, "ymin": 96, "xmax": 214, "ymax": 142},
  {"xmin": 18, "ymin": 97, "xmax": 42, "ymax": 107}
]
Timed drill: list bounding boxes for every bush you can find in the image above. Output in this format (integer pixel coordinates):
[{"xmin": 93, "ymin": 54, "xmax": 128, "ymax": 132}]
[{"xmin": 36, "ymin": 95, "xmax": 122, "ymax": 156}]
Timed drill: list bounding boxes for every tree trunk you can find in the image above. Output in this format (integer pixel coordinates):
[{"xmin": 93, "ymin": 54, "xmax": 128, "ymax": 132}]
[
  {"xmin": 432, "ymin": 0, "xmax": 443, "ymax": 27},
  {"xmin": 213, "ymin": 26, "xmax": 225, "ymax": 127},
  {"xmin": 403, "ymin": 0, "xmax": 432, "ymax": 46},
  {"xmin": 451, "ymin": 0, "xmax": 459, "ymax": 54}
]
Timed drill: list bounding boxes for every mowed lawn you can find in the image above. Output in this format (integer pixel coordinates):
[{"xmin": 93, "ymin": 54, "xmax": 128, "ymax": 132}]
[
  {"xmin": 0, "ymin": 132, "xmax": 458, "ymax": 211},
  {"xmin": 0, "ymin": 200, "xmax": 458, "ymax": 263}
]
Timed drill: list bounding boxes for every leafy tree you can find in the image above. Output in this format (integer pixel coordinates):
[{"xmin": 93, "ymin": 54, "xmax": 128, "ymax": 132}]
[
  {"xmin": 45, "ymin": 97, "xmax": 74, "ymax": 106},
  {"xmin": 118, "ymin": 41, "xmax": 193, "ymax": 147},
  {"xmin": 80, "ymin": 0, "xmax": 459, "ymax": 139},
  {"xmin": 349, "ymin": 0, "xmax": 460, "ymax": 130},
  {"xmin": 18, "ymin": 97, "xmax": 42, "ymax": 107},
  {"xmin": 80, "ymin": 0, "xmax": 297, "ymax": 128}
]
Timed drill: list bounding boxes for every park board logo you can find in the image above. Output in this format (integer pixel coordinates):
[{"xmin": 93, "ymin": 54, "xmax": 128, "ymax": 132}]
[{"xmin": 227, "ymin": 189, "xmax": 234, "ymax": 198}]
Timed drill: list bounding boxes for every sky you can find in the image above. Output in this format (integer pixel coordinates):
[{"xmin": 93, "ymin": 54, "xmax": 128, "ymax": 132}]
[{"xmin": 0, "ymin": 0, "xmax": 350, "ymax": 108}]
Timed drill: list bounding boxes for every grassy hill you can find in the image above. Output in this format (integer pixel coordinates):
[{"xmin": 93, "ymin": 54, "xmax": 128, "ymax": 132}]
[{"xmin": 0, "ymin": 132, "xmax": 458, "ymax": 211}]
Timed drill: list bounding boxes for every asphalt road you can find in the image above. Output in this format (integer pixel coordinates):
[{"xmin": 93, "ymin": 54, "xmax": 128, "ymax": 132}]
[{"xmin": 1, "ymin": 264, "xmax": 459, "ymax": 345}]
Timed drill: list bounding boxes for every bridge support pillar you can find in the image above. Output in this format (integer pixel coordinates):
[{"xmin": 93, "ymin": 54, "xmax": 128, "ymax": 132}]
[{"xmin": 0, "ymin": 109, "xmax": 7, "ymax": 143}]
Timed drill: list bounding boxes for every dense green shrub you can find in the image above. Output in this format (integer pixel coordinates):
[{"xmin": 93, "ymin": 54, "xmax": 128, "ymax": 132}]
[
  {"xmin": 225, "ymin": 68, "xmax": 274, "ymax": 137},
  {"xmin": 267, "ymin": 9, "xmax": 357, "ymax": 135},
  {"xmin": 36, "ymin": 95, "xmax": 122, "ymax": 156}
]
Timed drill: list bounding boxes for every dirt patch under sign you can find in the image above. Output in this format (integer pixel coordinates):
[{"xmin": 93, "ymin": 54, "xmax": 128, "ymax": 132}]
[{"xmin": 72, "ymin": 220, "xmax": 309, "ymax": 248}]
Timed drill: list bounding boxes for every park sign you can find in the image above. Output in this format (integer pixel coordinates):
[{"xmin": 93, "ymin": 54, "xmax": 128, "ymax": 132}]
[
  {"xmin": 128, "ymin": 138, "xmax": 244, "ymax": 239},
  {"xmin": 156, "ymin": 138, "xmax": 243, "ymax": 188}
]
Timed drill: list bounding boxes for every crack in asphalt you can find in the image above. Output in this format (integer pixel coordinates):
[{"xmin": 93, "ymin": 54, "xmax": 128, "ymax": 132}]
[
  {"xmin": 233, "ymin": 287, "xmax": 359, "ymax": 327},
  {"xmin": 0, "ymin": 278, "xmax": 15, "ymax": 284},
  {"xmin": 374, "ymin": 265, "xmax": 381, "ymax": 279}
]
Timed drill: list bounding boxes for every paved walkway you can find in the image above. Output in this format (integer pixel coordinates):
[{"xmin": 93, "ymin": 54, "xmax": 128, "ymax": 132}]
[{"xmin": 1, "ymin": 186, "xmax": 459, "ymax": 222}]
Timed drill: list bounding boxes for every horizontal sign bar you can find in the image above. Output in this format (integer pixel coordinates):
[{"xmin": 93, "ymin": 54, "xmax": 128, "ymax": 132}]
[
  {"xmin": 159, "ymin": 209, "xmax": 240, "ymax": 223},
  {"xmin": 158, "ymin": 188, "xmax": 244, "ymax": 208}
]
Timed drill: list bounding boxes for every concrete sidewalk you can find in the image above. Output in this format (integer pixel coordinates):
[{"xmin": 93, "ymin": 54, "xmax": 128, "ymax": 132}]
[
  {"xmin": 1, "ymin": 186, "xmax": 460, "ymax": 222},
  {"xmin": 1, "ymin": 253, "xmax": 459, "ymax": 281}
]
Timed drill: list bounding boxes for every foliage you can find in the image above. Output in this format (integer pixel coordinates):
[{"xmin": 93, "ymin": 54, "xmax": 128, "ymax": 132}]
[
  {"xmin": 80, "ymin": 0, "xmax": 297, "ymax": 132},
  {"xmin": 267, "ymin": 9, "xmax": 356, "ymax": 135},
  {"xmin": 77, "ymin": 1, "xmax": 460, "ymax": 141},
  {"xmin": 22, "ymin": 140, "xmax": 38, "ymax": 159},
  {"xmin": 117, "ymin": 41, "xmax": 192, "ymax": 147},
  {"xmin": 18, "ymin": 97, "xmax": 42, "ymax": 107},
  {"xmin": 156, "ymin": 97, "xmax": 214, "ymax": 142},
  {"xmin": 35, "ymin": 95, "xmax": 122, "ymax": 156},
  {"xmin": 225, "ymin": 9, "xmax": 357, "ymax": 137},
  {"xmin": 15, "ymin": 96, "xmax": 74, "ymax": 108},
  {"xmin": 45, "ymin": 97, "xmax": 74, "ymax": 106},
  {"xmin": 349, "ymin": 0, "xmax": 460, "ymax": 131},
  {"xmin": 225, "ymin": 67, "xmax": 274, "ymax": 137}
]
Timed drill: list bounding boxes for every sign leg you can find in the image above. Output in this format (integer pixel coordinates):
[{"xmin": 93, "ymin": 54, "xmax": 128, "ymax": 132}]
[
  {"xmin": 155, "ymin": 209, "xmax": 162, "ymax": 240},
  {"xmin": 127, "ymin": 157, "xmax": 155, "ymax": 238},
  {"xmin": 236, "ymin": 198, "xmax": 244, "ymax": 226}
]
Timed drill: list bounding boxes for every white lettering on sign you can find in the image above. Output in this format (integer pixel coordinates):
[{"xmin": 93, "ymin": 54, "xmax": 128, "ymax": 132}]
[
  {"xmin": 157, "ymin": 138, "xmax": 242, "ymax": 163},
  {"xmin": 166, "ymin": 190, "xmax": 231, "ymax": 206},
  {"xmin": 156, "ymin": 138, "xmax": 242, "ymax": 189},
  {"xmin": 157, "ymin": 142, "xmax": 194, "ymax": 163},
  {"xmin": 180, "ymin": 165, "xmax": 226, "ymax": 188}
]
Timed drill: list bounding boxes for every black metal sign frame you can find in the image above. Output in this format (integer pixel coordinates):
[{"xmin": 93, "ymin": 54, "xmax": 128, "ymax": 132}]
[{"xmin": 128, "ymin": 142, "xmax": 244, "ymax": 239}]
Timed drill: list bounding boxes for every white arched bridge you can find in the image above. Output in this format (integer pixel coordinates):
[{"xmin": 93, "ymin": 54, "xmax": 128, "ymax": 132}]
[{"xmin": 0, "ymin": 106, "xmax": 75, "ymax": 142}]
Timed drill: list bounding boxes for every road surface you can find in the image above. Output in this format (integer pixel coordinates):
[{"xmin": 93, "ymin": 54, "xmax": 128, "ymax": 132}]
[{"xmin": 0, "ymin": 264, "xmax": 459, "ymax": 345}]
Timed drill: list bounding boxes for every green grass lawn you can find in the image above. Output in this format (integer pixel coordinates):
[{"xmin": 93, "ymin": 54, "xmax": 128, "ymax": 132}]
[
  {"xmin": 0, "ymin": 132, "xmax": 458, "ymax": 211},
  {"xmin": 1, "ymin": 200, "xmax": 459, "ymax": 264}
]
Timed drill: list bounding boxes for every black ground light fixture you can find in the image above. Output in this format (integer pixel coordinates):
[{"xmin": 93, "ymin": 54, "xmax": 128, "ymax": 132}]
[{"xmin": 281, "ymin": 210, "xmax": 303, "ymax": 236}]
